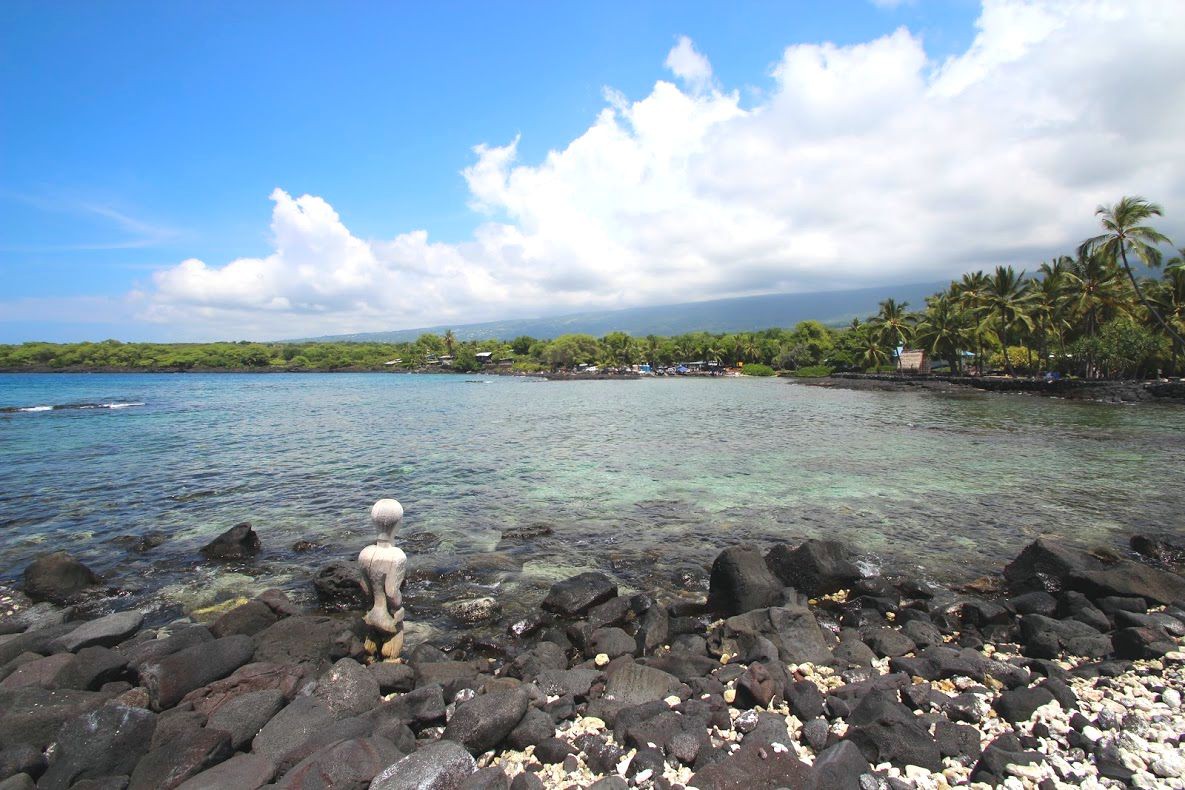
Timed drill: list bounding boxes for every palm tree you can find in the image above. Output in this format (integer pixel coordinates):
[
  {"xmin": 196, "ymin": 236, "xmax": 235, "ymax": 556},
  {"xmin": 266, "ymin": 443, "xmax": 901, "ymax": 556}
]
[
  {"xmin": 870, "ymin": 299, "xmax": 913, "ymax": 369},
  {"xmin": 1147, "ymin": 263, "xmax": 1185, "ymax": 375},
  {"xmin": 953, "ymin": 271, "xmax": 991, "ymax": 374},
  {"xmin": 982, "ymin": 265, "xmax": 1034, "ymax": 376},
  {"xmin": 1079, "ymin": 196, "xmax": 1183, "ymax": 348},
  {"xmin": 859, "ymin": 331, "xmax": 889, "ymax": 371},
  {"xmin": 1030, "ymin": 259, "xmax": 1073, "ymax": 371},
  {"xmin": 1063, "ymin": 250, "xmax": 1132, "ymax": 339},
  {"xmin": 443, "ymin": 329, "xmax": 456, "ymax": 356},
  {"xmin": 915, "ymin": 293, "xmax": 969, "ymax": 373}
]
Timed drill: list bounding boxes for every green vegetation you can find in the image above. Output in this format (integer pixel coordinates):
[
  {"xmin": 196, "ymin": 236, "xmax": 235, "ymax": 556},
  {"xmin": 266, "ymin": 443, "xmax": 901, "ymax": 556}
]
[{"xmin": 2, "ymin": 197, "xmax": 1180, "ymax": 381}]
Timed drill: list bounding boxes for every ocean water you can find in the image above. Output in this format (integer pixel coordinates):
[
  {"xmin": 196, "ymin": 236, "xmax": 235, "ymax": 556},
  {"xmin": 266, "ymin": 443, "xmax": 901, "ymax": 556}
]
[{"xmin": 2, "ymin": 373, "xmax": 1183, "ymax": 630}]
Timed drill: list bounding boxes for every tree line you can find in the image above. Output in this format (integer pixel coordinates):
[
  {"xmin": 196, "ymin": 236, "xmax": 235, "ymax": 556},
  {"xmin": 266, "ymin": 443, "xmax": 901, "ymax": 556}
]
[{"xmin": 2, "ymin": 197, "xmax": 1180, "ymax": 380}]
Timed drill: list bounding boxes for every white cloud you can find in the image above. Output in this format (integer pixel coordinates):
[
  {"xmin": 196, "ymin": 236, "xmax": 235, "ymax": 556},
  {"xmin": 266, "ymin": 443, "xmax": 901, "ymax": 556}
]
[
  {"xmin": 663, "ymin": 35, "xmax": 714, "ymax": 93},
  {"xmin": 139, "ymin": 0, "xmax": 1185, "ymax": 340}
]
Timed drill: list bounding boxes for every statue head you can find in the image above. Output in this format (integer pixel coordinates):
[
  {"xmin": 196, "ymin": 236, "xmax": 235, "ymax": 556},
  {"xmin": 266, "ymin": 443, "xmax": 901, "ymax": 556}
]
[{"xmin": 371, "ymin": 498, "xmax": 403, "ymax": 543}]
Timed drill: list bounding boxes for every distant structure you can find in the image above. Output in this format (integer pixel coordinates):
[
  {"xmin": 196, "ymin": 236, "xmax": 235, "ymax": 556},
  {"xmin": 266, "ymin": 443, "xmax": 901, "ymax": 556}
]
[
  {"xmin": 897, "ymin": 349, "xmax": 930, "ymax": 375},
  {"xmin": 359, "ymin": 498, "xmax": 407, "ymax": 659}
]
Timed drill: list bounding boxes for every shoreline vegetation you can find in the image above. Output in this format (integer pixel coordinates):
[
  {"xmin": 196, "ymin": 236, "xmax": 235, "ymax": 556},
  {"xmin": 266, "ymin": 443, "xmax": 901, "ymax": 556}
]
[{"xmin": 3, "ymin": 197, "xmax": 1183, "ymax": 389}]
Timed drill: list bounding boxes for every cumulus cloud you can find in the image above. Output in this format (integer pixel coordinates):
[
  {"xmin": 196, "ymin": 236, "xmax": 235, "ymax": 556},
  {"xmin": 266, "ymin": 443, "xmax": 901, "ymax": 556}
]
[{"xmin": 140, "ymin": 0, "xmax": 1185, "ymax": 340}]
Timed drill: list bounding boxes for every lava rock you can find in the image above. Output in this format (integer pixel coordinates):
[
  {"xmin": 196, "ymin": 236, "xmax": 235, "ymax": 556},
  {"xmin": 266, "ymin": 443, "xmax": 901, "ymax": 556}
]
[
  {"xmin": 708, "ymin": 545, "xmax": 784, "ymax": 617},
  {"xmin": 22, "ymin": 552, "xmax": 99, "ymax": 604},
  {"xmin": 370, "ymin": 740, "xmax": 476, "ymax": 790},
  {"xmin": 541, "ymin": 572, "xmax": 618, "ymax": 618},
  {"xmin": 1005, "ymin": 538, "xmax": 1185, "ymax": 605},
  {"xmin": 173, "ymin": 753, "xmax": 276, "ymax": 790},
  {"xmin": 54, "ymin": 611, "xmax": 144, "ymax": 653},
  {"xmin": 127, "ymin": 727, "xmax": 233, "ymax": 790},
  {"xmin": 251, "ymin": 615, "xmax": 354, "ymax": 669},
  {"xmin": 590, "ymin": 627, "xmax": 636, "ymax": 659},
  {"xmin": 0, "ymin": 687, "xmax": 115, "ymax": 750},
  {"xmin": 206, "ymin": 688, "xmax": 287, "ymax": 749},
  {"xmin": 1113, "ymin": 626, "xmax": 1177, "ymax": 659},
  {"xmin": 445, "ymin": 598, "xmax": 501, "ymax": 625},
  {"xmin": 765, "ymin": 539, "xmax": 862, "ymax": 597},
  {"xmin": 210, "ymin": 600, "xmax": 278, "ymax": 638},
  {"xmin": 844, "ymin": 689, "xmax": 942, "ymax": 771},
  {"xmin": 200, "ymin": 523, "xmax": 261, "ymax": 560},
  {"xmin": 807, "ymin": 740, "xmax": 871, "ymax": 790},
  {"xmin": 37, "ymin": 704, "xmax": 157, "ymax": 790},
  {"xmin": 604, "ymin": 662, "xmax": 681, "ymax": 706},
  {"xmin": 312, "ymin": 657, "xmax": 380, "ymax": 717},
  {"xmin": 369, "ymin": 662, "xmax": 416, "ymax": 694},
  {"xmin": 140, "ymin": 634, "xmax": 256, "ymax": 710},
  {"xmin": 862, "ymin": 627, "xmax": 916, "ymax": 658},
  {"xmin": 534, "ymin": 737, "xmax": 577, "ymax": 764},
  {"xmin": 274, "ymin": 735, "xmax": 402, "ymax": 789},
  {"xmin": 504, "ymin": 706, "xmax": 555, "ymax": 749},
  {"xmin": 312, "ymin": 561, "xmax": 366, "ymax": 610},
  {"xmin": 54, "ymin": 646, "xmax": 128, "ymax": 691},
  {"xmin": 443, "ymin": 688, "xmax": 530, "ymax": 755}
]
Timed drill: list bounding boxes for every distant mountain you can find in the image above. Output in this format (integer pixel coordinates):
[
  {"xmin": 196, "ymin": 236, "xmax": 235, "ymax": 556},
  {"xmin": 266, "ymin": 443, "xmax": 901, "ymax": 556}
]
[{"xmin": 297, "ymin": 281, "xmax": 947, "ymax": 343}]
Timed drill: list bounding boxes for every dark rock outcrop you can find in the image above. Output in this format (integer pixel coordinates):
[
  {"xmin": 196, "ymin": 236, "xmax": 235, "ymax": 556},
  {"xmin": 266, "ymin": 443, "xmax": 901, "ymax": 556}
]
[
  {"xmin": 22, "ymin": 552, "xmax": 99, "ymax": 604},
  {"xmin": 370, "ymin": 740, "xmax": 477, "ymax": 790},
  {"xmin": 1005, "ymin": 538, "xmax": 1185, "ymax": 605},
  {"xmin": 37, "ymin": 704, "xmax": 157, "ymax": 790},
  {"xmin": 541, "ymin": 573, "xmax": 618, "ymax": 617},
  {"xmin": 140, "ymin": 634, "xmax": 256, "ymax": 710},
  {"xmin": 708, "ymin": 546, "xmax": 784, "ymax": 617},
  {"xmin": 200, "ymin": 523, "xmax": 261, "ymax": 560},
  {"xmin": 442, "ymin": 688, "xmax": 530, "ymax": 754},
  {"xmin": 765, "ymin": 540, "xmax": 862, "ymax": 597}
]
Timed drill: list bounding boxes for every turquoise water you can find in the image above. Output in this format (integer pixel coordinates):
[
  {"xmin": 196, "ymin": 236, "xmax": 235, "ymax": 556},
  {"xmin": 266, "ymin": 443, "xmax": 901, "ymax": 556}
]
[{"xmin": 1, "ymin": 373, "xmax": 1182, "ymax": 628}]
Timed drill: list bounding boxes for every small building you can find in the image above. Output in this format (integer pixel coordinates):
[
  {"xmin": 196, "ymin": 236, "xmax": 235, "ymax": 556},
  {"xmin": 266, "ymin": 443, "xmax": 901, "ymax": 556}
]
[
  {"xmin": 897, "ymin": 349, "xmax": 930, "ymax": 374},
  {"xmin": 383, "ymin": 358, "xmax": 402, "ymax": 366},
  {"xmin": 475, "ymin": 351, "xmax": 494, "ymax": 366}
]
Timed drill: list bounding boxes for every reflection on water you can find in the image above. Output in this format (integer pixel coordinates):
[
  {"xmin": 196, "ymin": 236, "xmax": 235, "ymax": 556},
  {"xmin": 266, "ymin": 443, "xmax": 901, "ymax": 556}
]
[{"xmin": 2, "ymin": 373, "xmax": 1183, "ymax": 628}]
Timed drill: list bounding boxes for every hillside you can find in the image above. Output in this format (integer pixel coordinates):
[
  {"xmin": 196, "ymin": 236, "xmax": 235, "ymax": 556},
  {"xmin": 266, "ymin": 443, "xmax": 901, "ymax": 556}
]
[{"xmin": 298, "ymin": 281, "xmax": 945, "ymax": 342}]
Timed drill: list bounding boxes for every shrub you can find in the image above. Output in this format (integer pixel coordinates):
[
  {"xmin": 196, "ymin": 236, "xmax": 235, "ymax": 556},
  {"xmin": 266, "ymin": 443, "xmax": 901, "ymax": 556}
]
[
  {"xmin": 741, "ymin": 363, "xmax": 776, "ymax": 377},
  {"xmin": 790, "ymin": 365, "xmax": 833, "ymax": 378}
]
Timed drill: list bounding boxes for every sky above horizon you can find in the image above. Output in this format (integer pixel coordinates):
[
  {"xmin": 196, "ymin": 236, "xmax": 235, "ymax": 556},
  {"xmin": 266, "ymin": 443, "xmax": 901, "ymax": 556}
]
[{"xmin": 2, "ymin": 1, "xmax": 1184, "ymax": 343}]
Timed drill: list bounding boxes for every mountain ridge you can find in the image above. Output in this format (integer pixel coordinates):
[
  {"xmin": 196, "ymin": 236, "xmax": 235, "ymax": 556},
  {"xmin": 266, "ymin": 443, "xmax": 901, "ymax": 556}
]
[{"xmin": 295, "ymin": 281, "xmax": 946, "ymax": 343}]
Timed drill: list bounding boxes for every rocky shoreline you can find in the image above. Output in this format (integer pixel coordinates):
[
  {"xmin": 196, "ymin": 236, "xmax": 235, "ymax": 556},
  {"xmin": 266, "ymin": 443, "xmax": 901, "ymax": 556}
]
[
  {"xmin": 799, "ymin": 374, "xmax": 1185, "ymax": 405},
  {"xmin": 3, "ymin": 533, "xmax": 1185, "ymax": 789}
]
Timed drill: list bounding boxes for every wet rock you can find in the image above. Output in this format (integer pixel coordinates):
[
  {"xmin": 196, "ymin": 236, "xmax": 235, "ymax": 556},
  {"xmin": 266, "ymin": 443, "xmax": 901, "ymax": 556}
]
[
  {"xmin": 541, "ymin": 572, "xmax": 618, "ymax": 617},
  {"xmin": 173, "ymin": 753, "xmax": 275, "ymax": 790},
  {"xmin": 127, "ymin": 727, "xmax": 232, "ymax": 790},
  {"xmin": 132, "ymin": 532, "xmax": 167, "ymax": 553},
  {"xmin": 312, "ymin": 657, "xmax": 380, "ymax": 717},
  {"xmin": 54, "ymin": 611, "xmax": 144, "ymax": 653},
  {"xmin": 251, "ymin": 615, "xmax": 354, "ymax": 669},
  {"xmin": 370, "ymin": 740, "xmax": 476, "ymax": 790},
  {"xmin": 442, "ymin": 688, "xmax": 530, "ymax": 754},
  {"xmin": 199, "ymin": 522, "xmax": 260, "ymax": 560},
  {"xmin": 37, "ymin": 704, "xmax": 157, "ymax": 790},
  {"xmin": 210, "ymin": 600, "xmax": 278, "ymax": 638},
  {"xmin": 604, "ymin": 662, "xmax": 681, "ymax": 706},
  {"xmin": 1130, "ymin": 533, "xmax": 1185, "ymax": 569},
  {"xmin": 140, "ymin": 634, "xmax": 255, "ymax": 710},
  {"xmin": 1005, "ymin": 537, "xmax": 1185, "ymax": 605},
  {"xmin": 0, "ymin": 687, "xmax": 114, "ymax": 750},
  {"xmin": 765, "ymin": 539, "xmax": 862, "ymax": 597},
  {"xmin": 206, "ymin": 688, "xmax": 287, "ymax": 749},
  {"xmin": 274, "ymin": 735, "xmax": 402, "ymax": 789},
  {"xmin": 0, "ymin": 601, "xmax": 71, "ymax": 635},
  {"xmin": 22, "ymin": 552, "xmax": 99, "ymax": 604},
  {"xmin": 445, "ymin": 598, "xmax": 501, "ymax": 625},
  {"xmin": 708, "ymin": 545, "xmax": 784, "ymax": 617},
  {"xmin": 1010, "ymin": 590, "xmax": 1058, "ymax": 616},
  {"xmin": 312, "ymin": 560, "xmax": 366, "ymax": 610}
]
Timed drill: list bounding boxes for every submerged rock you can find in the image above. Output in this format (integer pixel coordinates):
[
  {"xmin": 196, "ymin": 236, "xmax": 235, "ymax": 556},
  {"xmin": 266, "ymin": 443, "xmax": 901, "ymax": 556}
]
[
  {"xmin": 445, "ymin": 597, "xmax": 501, "ymax": 625},
  {"xmin": 200, "ymin": 523, "xmax": 261, "ymax": 560},
  {"xmin": 22, "ymin": 552, "xmax": 99, "ymax": 604}
]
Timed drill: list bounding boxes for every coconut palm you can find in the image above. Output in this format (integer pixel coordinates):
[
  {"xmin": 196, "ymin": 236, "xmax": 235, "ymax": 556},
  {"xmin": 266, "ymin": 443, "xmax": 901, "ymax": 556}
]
[
  {"xmin": 952, "ymin": 271, "xmax": 991, "ymax": 373},
  {"xmin": 1147, "ymin": 265, "xmax": 1185, "ymax": 374},
  {"xmin": 1079, "ymin": 196, "xmax": 1183, "ymax": 348},
  {"xmin": 1063, "ymin": 250, "xmax": 1132, "ymax": 339},
  {"xmin": 981, "ymin": 265, "xmax": 1034, "ymax": 376},
  {"xmin": 1030, "ymin": 259, "xmax": 1073, "ymax": 370},
  {"xmin": 443, "ymin": 329, "xmax": 456, "ymax": 356},
  {"xmin": 915, "ymin": 293, "xmax": 970, "ymax": 373},
  {"xmin": 870, "ymin": 298, "xmax": 913, "ymax": 368}
]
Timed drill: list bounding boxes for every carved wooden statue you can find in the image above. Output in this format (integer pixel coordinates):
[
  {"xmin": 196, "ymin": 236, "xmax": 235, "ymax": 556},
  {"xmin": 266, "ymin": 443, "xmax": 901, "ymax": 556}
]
[{"xmin": 359, "ymin": 498, "xmax": 407, "ymax": 659}]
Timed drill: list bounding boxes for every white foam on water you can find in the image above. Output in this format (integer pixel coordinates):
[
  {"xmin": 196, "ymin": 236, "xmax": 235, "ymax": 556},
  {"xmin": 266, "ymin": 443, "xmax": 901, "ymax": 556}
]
[
  {"xmin": 101, "ymin": 402, "xmax": 145, "ymax": 409},
  {"xmin": 18, "ymin": 405, "xmax": 52, "ymax": 412}
]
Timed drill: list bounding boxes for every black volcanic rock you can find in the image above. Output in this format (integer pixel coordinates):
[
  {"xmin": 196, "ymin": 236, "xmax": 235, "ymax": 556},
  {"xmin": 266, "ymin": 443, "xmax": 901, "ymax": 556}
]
[
  {"xmin": 541, "ymin": 573, "xmax": 618, "ymax": 617},
  {"xmin": 22, "ymin": 552, "xmax": 99, "ymax": 604},
  {"xmin": 200, "ymin": 523, "xmax": 261, "ymax": 560},
  {"xmin": 708, "ymin": 546, "xmax": 784, "ymax": 617},
  {"xmin": 765, "ymin": 540, "xmax": 862, "ymax": 597}
]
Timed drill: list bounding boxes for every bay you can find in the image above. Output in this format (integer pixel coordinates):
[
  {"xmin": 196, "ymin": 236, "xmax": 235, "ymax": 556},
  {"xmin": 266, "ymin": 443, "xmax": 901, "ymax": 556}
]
[{"xmin": 1, "ymin": 372, "xmax": 1182, "ymax": 628}]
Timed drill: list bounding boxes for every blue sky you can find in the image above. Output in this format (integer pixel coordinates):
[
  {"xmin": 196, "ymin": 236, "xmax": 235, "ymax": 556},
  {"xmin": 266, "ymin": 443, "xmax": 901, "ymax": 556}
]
[{"xmin": 2, "ymin": 1, "xmax": 1182, "ymax": 342}]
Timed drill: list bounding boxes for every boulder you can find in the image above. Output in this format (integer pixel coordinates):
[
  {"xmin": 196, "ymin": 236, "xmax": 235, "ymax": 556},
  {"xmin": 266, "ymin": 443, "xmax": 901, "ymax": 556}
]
[
  {"xmin": 180, "ymin": 661, "xmax": 306, "ymax": 716},
  {"xmin": 205, "ymin": 688, "xmax": 287, "ymax": 749},
  {"xmin": 1005, "ymin": 538, "xmax": 1185, "ymax": 605},
  {"xmin": 541, "ymin": 573, "xmax": 618, "ymax": 617},
  {"xmin": 442, "ymin": 688, "xmax": 530, "ymax": 754},
  {"xmin": 1130, "ymin": 534, "xmax": 1185, "ymax": 569},
  {"xmin": 312, "ymin": 657, "xmax": 381, "ymax": 718},
  {"xmin": 844, "ymin": 689, "xmax": 942, "ymax": 771},
  {"xmin": 22, "ymin": 552, "xmax": 98, "ymax": 604},
  {"xmin": 370, "ymin": 740, "xmax": 476, "ymax": 790},
  {"xmin": 199, "ymin": 523, "xmax": 260, "ymax": 560},
  {"xmin": 174, "ymin": 753, "xmax": 275, "ymax": 790},
  {"xmin": 37, "ymin": 704, "xmax": 157, "ymax": 790},
  {"xmin": 54, "ymin": 611, "xmax": 144, "ymax": 653},
  {"xmin": 807, "ymin": 741, "xmax": 871, "ymax": 790},
  {"xmin": 369, "ymin": 662, "xmax": 415, "ymax": 695},
  {"xmin": 993, "ymin": 685, "xmax": 1057, "ymax": 723},
  {"xmin": 504, "ymin": 707, "xmax": 555, "ymax": 749},
  {"xmin": 251, "ymin": 697, "xmax": 337, "ymax": 762},
  {"xmin": 210, "ymin": 600, "xmax": 278, "ymax": 638},
  {"xmin": 534, "ymin": 668, "xmax": 602, "ymax": 699},
  {"xmin": 274, "ymin": 736, "xmax": 402, "ymax": 789},
  {"xmin": 252, "ymin": 615, "xmax": 354, "ymax": 669},
  {"xmin": 53, "ymin": 646, "xmax": 128, "ymax": 691},
  {"xmin": 140, "ymin": 634, "xmax": 255, "ymax": 710},
  {"xmin": 127, "ymin": 727, "xmax": 233, "ymax": 790},
  {"xmin": 0, "ymin": 687, "xmax": 114, "ymax": 750},
  {"xmin": 366, "ymin": 684, "xmax": 447, "ymax": 729},
  {"xmin": 765, "ymin": 540, "xmax": 862, "ymax": 596},
  {"xmin": 460, "ymin": 767, "xmax": 511, "ymax": 790},
  {"xmin": 590, "ymin": 627, "xmax": 636, "ymax": 659},
  {"xmin": 0, "ymin": 653, "xmax": 75, "ymax": 690},
  {"xmin": 312, "ymin": 561, "xmax": 366, "ymax": 610},
  {"xmin": 708, "ymin": 546, "xmax": 783, "ymax": 617},
  {"xmin": 720, "ymin": 605, "xmax": 834, "ymax": 665},
  {"xmin": 117, "ymin": 624, "xmax": 213, "ymax": 670},
  {"xmin": 604, "ymin": 662, "xmax": 681, "ymax": 706}
]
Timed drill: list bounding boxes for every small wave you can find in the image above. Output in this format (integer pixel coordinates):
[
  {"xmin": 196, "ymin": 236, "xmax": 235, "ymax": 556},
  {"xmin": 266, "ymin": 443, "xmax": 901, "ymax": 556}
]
[{"xmin": 1, "ymin": 401, "xmax": 146, "ymax": 414}]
